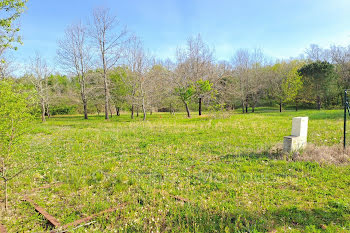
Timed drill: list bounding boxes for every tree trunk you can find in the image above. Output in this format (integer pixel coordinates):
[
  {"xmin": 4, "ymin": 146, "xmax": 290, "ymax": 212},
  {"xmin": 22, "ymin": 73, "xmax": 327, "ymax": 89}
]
[
  {"xmin": 198, "ymin": 97, "xmax": 202, "ymax": 116},
  {"xmin": 131, "ymin": 104, "xmax": 134, "ymax": 119},
  {"xmin": 81, "ymin": 76, "xmax": 88, "ymax": 120},
  {"xmin": 83, "ymin": 100, "xmax": 88, "ymax": 119},
  {"xmin": 103, "ymin": 68, "xmax": 109, "ymax": 120},
  {"xmin": 4, "ymin": 179, "xmax": 7, "ymax": 210},
  {"xmin": 142, "ymin": 97, "xmax": 146, "ymax": 121},
  {"xmin": 341, "ymin": 93, "xmax": 344, "ymax": 107},
  {"xmin": 317, "ymin": 96, "xmax": 321, "ymax": 110},
  {"xmin": 279, "ymin": 100, "xmax": 282, "ymax": 112},
  {"xmin": 46, "ymin": 104, "xmax": 51, "ymax": 118},
  {"xmin": 245, "ymin": 105, "xmax": 248, "ymax": 113},
  {"xmin": 252, "ymin": 105, "xmax": 255, "ymax": 113},
  {"xmin": 41, "ymin": 100, "xmax": 46, "ymax": 122},
  {"xmin": 184, "ymin": 101, "xmax": 191, "ymax": 118},
  {"xmin": 137, "ymin": 108, "xmax": 139, "ymax": 117},
  {"xmin": 295, "ymin": 100, "xmax": 298, "ymax": 112},
  {"xmin": 169, "ymin": 103, "xmax": 172, "ymax": 115},
  {"xmin": 242, "ymin": 101, "xmax": 245, "ymax": 114},
  {"xmin": 96, "ymin": 105, "xmax": 100, "ymax": 116},
  {"xmin": 109, "ymin": 106, "xmax": 113, "ymax": 118}
]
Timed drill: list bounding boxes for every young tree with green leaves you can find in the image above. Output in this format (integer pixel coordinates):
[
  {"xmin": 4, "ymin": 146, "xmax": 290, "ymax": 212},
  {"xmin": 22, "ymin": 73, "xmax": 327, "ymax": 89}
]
[
  {"xmin": 0, "ymin": 0, "xmax": 27, "ymax": 58},
  {"xmin": 195, "ymin": 79, "xmax": 213, "ymax": 115},
  {"xmin": 0, "ymin": 79, "xmax": 33, "ymax": 210},
  {"xmin": 268, "ymin": 60, "xmax": 303, "ymax": 112},
  {"xmin": 174, "ymin": 34, "xmax": 214, "ymax": 117},
  {"xmin": 175, "ymin": 85, "xmax": 195, "ymax": 118},
  {"xmin": 109, "ymin": 66, "xmax": 129, "ymax": 116}
]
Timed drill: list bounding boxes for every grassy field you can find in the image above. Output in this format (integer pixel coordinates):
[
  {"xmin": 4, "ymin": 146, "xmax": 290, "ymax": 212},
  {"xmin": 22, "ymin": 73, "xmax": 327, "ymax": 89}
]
[{"xmin": 1, "ymin": 109, "xmax": 350, "ymax": 232}]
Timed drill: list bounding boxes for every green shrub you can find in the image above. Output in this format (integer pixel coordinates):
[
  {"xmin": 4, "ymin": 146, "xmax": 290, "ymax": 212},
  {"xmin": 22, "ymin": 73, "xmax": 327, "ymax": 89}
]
[{"xmin": 50, "ymin": 105, "xmax": 76, "ymax": 115}]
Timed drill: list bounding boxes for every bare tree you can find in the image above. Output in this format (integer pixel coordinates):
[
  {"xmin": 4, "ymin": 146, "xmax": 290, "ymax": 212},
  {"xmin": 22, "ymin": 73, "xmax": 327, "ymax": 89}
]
[
  {"xmin": 89, "ymin": 7, "xmax": 129, "ymax": 120},
  {"xmin": 215, "ymin": 61, "xmax": 235, "ymax": 110},
  {"xmin": 174, "ymin": 34, "xmax": 214, "ymax": 117},
  {"xmin": 125, "ymin": 37, "xmax": 150, "ymax": 121},
  {"xmin": 57, "ymin": 21, "xmax": 92, "ymax": 119},
  {"xmin": 0, "ymin": 52, "xmax": 15, "ymax": 79},
  {"xmin": 249, "ymin": 48, "xmax": 266, "ymax": 112},
  {"xmin": 231, "ymin": 49, "xmax": 250, "ymax": 113},
  {"xmin": 305, "ymin": 44, "xmax": 324, "ymax": 61},
  {"xmin": 330, "ymin": 45, "xmax": 350, "ymax": 89},
  {"xmin": 28, "ymin": 53, "xmax": 51, "ymax": 122}
]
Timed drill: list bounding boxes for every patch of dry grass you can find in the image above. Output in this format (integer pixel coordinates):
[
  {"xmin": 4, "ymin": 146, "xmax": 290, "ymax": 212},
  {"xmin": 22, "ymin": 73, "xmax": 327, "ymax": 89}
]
[
  {"xmin": 295, "ymin": 144, "xmax": 350, "ymax": 165},
  {"xmin": 270, "ymin": 143, "xmax": 350, "ymax": 165}
]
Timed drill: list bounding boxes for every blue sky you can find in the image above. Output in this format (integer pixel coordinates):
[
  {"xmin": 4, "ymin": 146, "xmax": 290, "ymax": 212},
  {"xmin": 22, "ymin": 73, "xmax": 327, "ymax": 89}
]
[{"xmin": 12, "ymin": 0, "xmax": 350, "ymax": 73}]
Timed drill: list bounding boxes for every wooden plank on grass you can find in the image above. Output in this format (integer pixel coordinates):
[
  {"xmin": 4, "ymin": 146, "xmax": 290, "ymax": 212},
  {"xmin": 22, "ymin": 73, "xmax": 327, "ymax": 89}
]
[
  {"xmin": 23, "ymin": 196, "xmax": 61, "ymax": 228},
  {"xmin": 0, "ymin": 223, "xmax": 7, "ymax": 233},
  {"xmin": 61, "ymin": 204, "xmax": 125, "ymax": 229},
  {"xmin": 30, "ymin": 182, "xmax": 64, "ymax": 193}
]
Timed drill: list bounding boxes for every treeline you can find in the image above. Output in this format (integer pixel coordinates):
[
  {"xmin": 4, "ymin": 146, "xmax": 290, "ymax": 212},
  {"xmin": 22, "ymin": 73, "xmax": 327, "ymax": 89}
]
[{"xmin": 2, "ymin": 9, "xmax": 349, "ymax": 121}]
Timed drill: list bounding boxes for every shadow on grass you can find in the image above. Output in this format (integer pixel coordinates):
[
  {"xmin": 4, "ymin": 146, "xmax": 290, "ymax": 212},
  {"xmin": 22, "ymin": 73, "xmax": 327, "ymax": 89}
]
[
  {"xmin": 259, "ymin": 109, "xmax": 344, "ymax": 121},
  {"xmin": 269, "ymin": 203, "xmax": 350, "ymax": 230},
  {"xmin": 154, "ymin": 201, "xmax": 349, "ymax": 232},
  {"xmin": 220, "ymin": 150, "xmax": 282, "ymax": 161},
  {"xmin": 133, "ymin": 201, "xmax": 349, "ymax": 232}
]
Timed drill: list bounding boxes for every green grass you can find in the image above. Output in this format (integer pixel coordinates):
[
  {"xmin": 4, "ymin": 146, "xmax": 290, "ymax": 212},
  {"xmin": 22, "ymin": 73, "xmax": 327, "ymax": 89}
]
[{"xmin": 2, "ymin": 109, "xmax": 350, "ymax": 232}]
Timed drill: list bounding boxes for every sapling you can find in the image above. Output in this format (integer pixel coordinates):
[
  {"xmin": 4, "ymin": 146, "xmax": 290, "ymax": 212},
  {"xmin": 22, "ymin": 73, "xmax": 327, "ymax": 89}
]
[{"xmin": 0, "ymin": 80, "xmax": 33, "ymax": 210}]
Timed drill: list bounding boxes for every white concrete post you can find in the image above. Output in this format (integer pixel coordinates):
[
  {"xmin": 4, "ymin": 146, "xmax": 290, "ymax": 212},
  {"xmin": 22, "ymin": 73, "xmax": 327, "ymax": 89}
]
[{"xmin": 283, "ymin": 117, "xmax": 308, "ymax": 152}]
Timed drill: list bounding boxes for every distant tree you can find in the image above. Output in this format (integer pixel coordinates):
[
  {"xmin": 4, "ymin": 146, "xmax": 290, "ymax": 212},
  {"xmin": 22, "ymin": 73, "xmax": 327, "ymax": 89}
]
[
  {"xmin": 109, "ymin": 66, "xmax": 129, "ymax": 116},
  {"xmin": 175, "ymin": 84, "xmax": 195, "ymax": 118},
  {"xmin": 126, "ymin": 37, "xmax": 151, "ymax": 121},
  {"xmin": 298, "ymin": 61, "xmax": 336, "ymax": 110},
  {"xmin": 57, "ymin": 22, "xmax": 92, "ymax": 119},
  {"xmin": 148, "ymin": 64, "xmax": 175, "ymax": 114},
  {"xmin": 215, "ymin": 61, "xmax": 235, "ymax": 110},
  {"xmin": 174, "ymin": 34, "xmax": 214, "ymax": 117},
  {"xmin": 305, "ymin": 44, "xmax": 325, "ymax": 61},
  {"xmin": 268, "ymin": 60, "xmax": 304, "ymax": 112},
  {"xmin": 247, "ymin": 48, "xmax": 267, "ymax": 112},
  {"xmin": 231, "ymin": 49, "xmax": 250, "ymax": 113},
  {"xmin": 47, "ymin": 74, "xmax": 79, "ymax": 115},
  {"xmin": 330, "ymin": 45, "xmax": 350, "ymax": 99},
  {"xmin": 28, "ymin": 53, "xmax": 51, "ymax": 122},
  {"xmin": 0, "ymin": 79, "xmax": 33, "ymax": 210},
  {"xmin": 89, "ymin": 7, "xmax": 129, "ymax": 120}
]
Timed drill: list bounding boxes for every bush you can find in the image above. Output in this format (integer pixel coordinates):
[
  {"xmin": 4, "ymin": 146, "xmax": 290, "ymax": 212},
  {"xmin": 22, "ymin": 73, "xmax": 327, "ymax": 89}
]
[{"xmin": 50, "ymin": 105, "xmax": 76, "ymax": 115}]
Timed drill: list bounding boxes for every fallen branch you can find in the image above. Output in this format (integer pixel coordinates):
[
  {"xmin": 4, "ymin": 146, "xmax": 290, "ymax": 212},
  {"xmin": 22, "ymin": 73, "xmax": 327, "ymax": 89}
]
[{"xmin": 155, "ymin": 189, "xmax": 190, "ymax": 203}]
